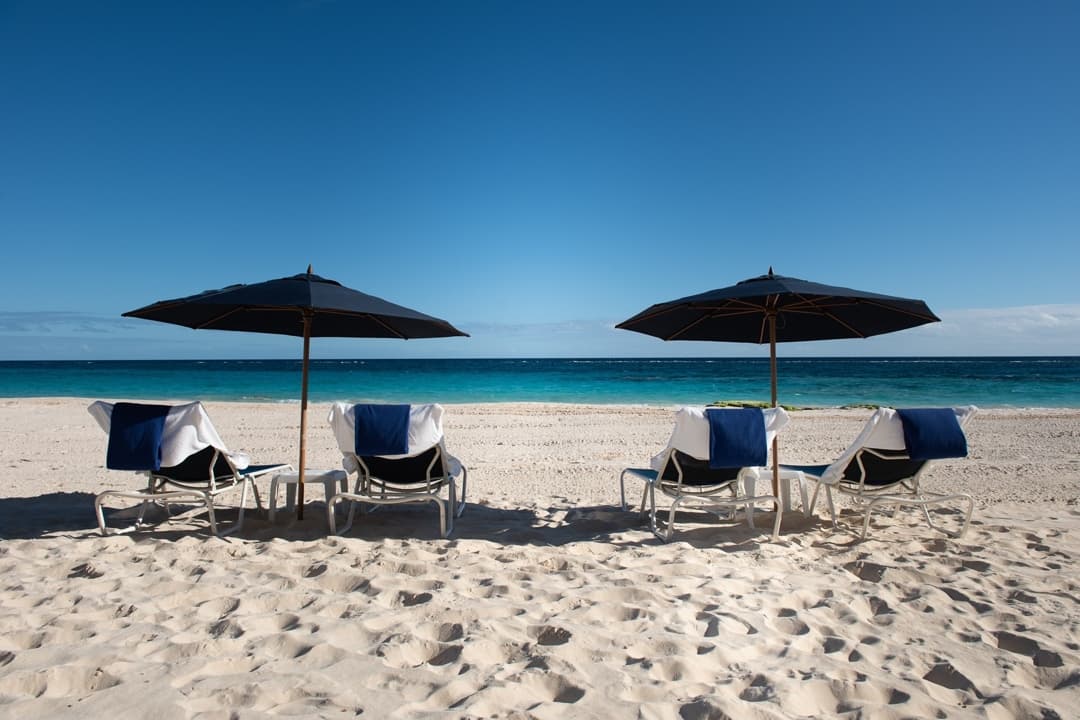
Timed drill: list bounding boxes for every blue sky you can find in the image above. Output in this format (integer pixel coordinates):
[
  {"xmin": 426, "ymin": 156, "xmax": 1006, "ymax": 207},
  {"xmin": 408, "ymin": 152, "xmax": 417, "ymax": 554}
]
[{"xmin": 2, "ymin": 1, "xmax": 1077, "ymax": 359}]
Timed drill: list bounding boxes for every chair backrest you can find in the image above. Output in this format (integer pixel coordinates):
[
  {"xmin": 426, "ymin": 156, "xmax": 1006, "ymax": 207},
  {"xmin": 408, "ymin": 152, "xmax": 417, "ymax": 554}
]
[
  {"xmin": 155, "ymin": 445, "xmax": 240, "ymax": 486},
  {"xmin": 651, "ymin": 406, "xmax": 789, "ymax": 488},
  {"xmin": 356, "ymin": 446, "xmax": 451, "ymax": 486},
  {"xmin": 88, "ymin": 400, "xmax": 244, "ymax": 477},
  {"xmin": 328, "ymin": 402, "xmax": 446, "ymax": 459},
  {"xmin": 826, "ymin": 406, "xmax": 977, "ymax": 488},
  {"xmin": 88, "ymin": 399, "xmax": 243, "ymax": 472},
  {"xmin": 328, "ymin": 401, "xmax": 459, "ymax": 483},
  {"xmin": 659, "ymin": 451, "xmax": 744, "ymax": 486}
]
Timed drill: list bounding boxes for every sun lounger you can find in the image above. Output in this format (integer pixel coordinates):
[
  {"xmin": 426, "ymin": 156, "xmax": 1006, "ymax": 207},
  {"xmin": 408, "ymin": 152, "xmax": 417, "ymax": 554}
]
[
  {"xmin": 619, "ymin": 406, "xmax": 790, "ymax": 542},
  {"xmin": 88, "ymin": 400, "xmax": 291, "ymax": 536},
  {"xmin": 326, "ymin": 402, "xmax": 467, "ymax": 538},
  {"xmin": 781, "ymin": 406, "xmax": 977, "ymax": 539}
]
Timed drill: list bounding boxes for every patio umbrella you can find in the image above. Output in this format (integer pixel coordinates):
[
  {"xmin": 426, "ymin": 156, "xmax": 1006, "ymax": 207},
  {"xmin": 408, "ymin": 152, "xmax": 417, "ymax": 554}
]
[
  {"xmin": 616, "ymin": 268, "xmax": 940, "ymax": 503},
  {"xmin": 123, "ymin": 266, "xmax": 468, "ymax": 519}
]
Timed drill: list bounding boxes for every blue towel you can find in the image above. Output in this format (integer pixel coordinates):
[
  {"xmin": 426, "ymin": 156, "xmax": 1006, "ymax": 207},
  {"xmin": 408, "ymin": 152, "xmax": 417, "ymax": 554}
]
[
  {"xmin": 353, "ymin": 404, "xmax": 411, "ymax": 456},
  {"xmin": 107, "ymin": 402, "xmax": 170, "ymax": 471},
  {"xmin": 896, "ymin": 408, "xmax": 968, "ymax": 461},
  {"xmin": 705, "ymin": 407, "xmax": 767, "ymax": 469}
]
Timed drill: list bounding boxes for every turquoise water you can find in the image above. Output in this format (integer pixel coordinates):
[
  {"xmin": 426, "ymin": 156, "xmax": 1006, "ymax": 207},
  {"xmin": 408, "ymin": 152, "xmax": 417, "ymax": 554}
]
[{"xmin": 0, "ymin": 358, "xmax": 1077, "ymax": 408}]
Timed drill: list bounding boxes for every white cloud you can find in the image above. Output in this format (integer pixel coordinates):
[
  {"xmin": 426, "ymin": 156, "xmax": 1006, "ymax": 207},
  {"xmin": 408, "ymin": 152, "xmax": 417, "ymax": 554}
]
[{"xmin": 904, "ymin": 304, "xmax": 1080, "ymax": 355}]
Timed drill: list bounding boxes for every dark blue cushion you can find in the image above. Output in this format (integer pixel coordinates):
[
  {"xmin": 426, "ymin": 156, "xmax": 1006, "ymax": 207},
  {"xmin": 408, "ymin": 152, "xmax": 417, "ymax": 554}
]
[
  {"xmin": 896, "ymin": 408, "xmax": 968, "ymax": 461},
  {"xmin": 353, "ymin": 404, "xmax": 410, "ymax": 456},
  {"xmin": 705, "ymin": 407, "xmax": 767, "ymax": 469},
  {"xmin": 107, "ymin": 402, "xmax": 170, "ymax": 471}
]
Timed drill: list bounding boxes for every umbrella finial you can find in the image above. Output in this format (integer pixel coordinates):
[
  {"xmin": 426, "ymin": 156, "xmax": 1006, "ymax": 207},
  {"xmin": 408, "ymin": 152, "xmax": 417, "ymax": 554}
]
[
  {"xmin": 307, "ymin": 264, "xmax": 313, "ymax": 275},
  {"xmin": 768, "ymin": 266, "xmax": 774, "ymax": 277}
]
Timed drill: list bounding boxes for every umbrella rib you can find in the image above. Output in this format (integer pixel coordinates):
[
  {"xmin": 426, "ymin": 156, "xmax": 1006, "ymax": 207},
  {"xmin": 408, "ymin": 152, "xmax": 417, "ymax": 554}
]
[
  {"xmin": 778, "ymin": 295, "xmax": 938, "ymax": 337},
  {"xmin": 781, "ymin": 295, "xmax": 867, "ymax": 338},
  {"xmin": 855, "ymin": 297, "xmax": 940, "ymax": 322},
  {"xmin": 190, "ymin": 304, "xmax": 304, "ymax": 330},
  {"xmin": 317, "ymin": 306, "xmax": 410, "ymax": 336},
  {"xmin": 665, "ymin": 306, "xmax": 764, "ymax": 341},
  {"xmin": 621, "ymin": 299, "xmax": 763, "ymax": 326},
  {"xmin": 160, "ymin": 305, "xmax": 420, "ymax": 338},
  {"xmin": 782, "ymin": 295, "xmax": 937, "ymax": 322}
]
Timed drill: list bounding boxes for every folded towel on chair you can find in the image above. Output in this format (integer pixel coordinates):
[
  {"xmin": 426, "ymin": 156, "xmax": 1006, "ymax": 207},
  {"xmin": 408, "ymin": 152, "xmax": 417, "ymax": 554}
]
[
  {"xmin": 353, "ymin": 404, "xmax": 411, "ymax": 456},
  {"xmin": 896, "ymin": 408, "xmax": 968, "ymax": 461},
  {"xmin": 106, "ymin": 402, "xmax": 171, "ymax": 471},
  {"xmin": 705, "ymin": 407, "xmax": 767, "ymax": 469}
]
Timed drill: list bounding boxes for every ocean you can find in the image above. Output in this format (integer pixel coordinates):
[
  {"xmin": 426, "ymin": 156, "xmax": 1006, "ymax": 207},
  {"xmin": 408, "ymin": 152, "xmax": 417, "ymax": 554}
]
[{"xmin": 0, "ymin": 357, "xmax": 1077, "ymax": 408}]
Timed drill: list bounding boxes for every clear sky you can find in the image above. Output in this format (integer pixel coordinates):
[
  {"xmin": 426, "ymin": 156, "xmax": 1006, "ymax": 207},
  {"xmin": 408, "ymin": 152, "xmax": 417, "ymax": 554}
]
[{"xmin": 2, "ymin": 1, "xmax": 1078, "ymax": 360}]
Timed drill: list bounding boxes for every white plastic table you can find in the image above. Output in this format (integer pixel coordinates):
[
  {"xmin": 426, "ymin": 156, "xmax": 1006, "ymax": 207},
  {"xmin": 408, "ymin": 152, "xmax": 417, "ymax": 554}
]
[{"xmin": 268, "ymin": 469, "xmax": 349, "ymax": 522}]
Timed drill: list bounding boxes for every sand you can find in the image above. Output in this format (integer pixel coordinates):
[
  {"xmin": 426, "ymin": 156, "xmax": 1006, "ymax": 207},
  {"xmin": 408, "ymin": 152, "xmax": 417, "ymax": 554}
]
[{"xmin": 0, "ymin": 398, "xmax": 1078, "ymax": 718}]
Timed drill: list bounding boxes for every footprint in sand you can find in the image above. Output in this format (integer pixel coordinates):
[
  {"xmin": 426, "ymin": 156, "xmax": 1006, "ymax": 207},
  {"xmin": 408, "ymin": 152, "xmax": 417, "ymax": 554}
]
[
  {"xmin": 823, "ymin": 637, "xmax": 846, "ymax": 653},
  {"xmin": 843, "ymin": 561, "xmax": 888, "ymax": 582},
  {"xmin": 207, "ymin": 618, "xmax": 245, "ymax": 639},
  {"xmin": 399, "ymin": 590, "xmax": 433, "ymax": 607},
  {"xmin": 923, "ymin": 661, "xmax": 978, "ymax": 694},
  {"xmin": 697, "ymin": 610, "xmax": 758, "ymax": 636},
  {"xmin": 427, "ymin": 644, "xmax": 463, "ymax": 666},
  {"xmin": 995, "ymin": 631, "xmax": 1064, "ymax": 667},
  {"xmin": 520, "ymin": 671, "xmax": 586, "ymax": 703},
  {"xmin": 937, "ymin": 586, "xmax": 993, "ymax": 614},
  {"xmin": 772, "ymin": 615, "xmax": 810, "ymax": 636},
  {"xmin": 738, "ymin": 673, "xmax": 776, "ymax": 702},
  {"xmin": 533, "ymin": 625, "xmax": 572, "ymax": 646}
]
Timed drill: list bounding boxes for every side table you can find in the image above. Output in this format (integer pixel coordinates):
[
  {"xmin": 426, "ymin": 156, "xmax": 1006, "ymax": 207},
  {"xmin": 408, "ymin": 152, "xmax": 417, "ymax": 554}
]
[{"xmin": 268, "ymin": 469, "xmax": 349, "ymax": 522}]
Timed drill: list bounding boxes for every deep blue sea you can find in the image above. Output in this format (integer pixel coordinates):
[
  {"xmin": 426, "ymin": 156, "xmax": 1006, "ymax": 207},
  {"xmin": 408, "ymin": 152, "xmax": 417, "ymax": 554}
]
[{"xmin": 0, "ymin": 357, "xmax": 1077, "ymax": 408}]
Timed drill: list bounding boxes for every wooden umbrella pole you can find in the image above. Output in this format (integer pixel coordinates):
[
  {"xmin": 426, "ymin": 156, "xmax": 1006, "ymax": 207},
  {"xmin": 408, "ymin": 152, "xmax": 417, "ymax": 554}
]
[
  {"xmin": 769, "ymin": 310, "xmax": 780, "ymax": 511},
  {"xmin": 297, "ymin": 312, "xmax": 312, "ymax": 520}
]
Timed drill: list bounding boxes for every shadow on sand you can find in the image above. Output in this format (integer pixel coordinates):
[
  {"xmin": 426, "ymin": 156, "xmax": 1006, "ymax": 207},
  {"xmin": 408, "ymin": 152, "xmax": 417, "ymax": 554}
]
[
  {"xmin": 0, "ymin": 492, "xmax": 102, "ymax": 539},
  {"xmin": 0, "ymin": 492, "xmax": 806, "ymax": 552}
]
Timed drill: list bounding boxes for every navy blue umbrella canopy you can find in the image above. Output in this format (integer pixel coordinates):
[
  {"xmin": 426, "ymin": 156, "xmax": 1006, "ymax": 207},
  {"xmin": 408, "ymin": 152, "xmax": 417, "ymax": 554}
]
[
  {"xmin": 616, "ymin": 270, "xmax": 939, "ymax": 344},
  {"xmin": 617, "ymin": 268, "xmax": 940, "ymax": 506},
  {"xmin": 124, "ymin": 268, "xmax": 467, "ymax": 520},
  {"xmin": 123, "ymin": 271, "xmax": 466, "ymax": 339}
]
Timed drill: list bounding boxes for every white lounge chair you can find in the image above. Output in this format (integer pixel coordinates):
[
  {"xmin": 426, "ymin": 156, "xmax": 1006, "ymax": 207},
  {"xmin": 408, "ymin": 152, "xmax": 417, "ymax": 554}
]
[
  {"xmin": 619, "ymin": 406, "xmax": 790, "ymax": 542},
  {"xmin": 327, "ymin": 402, "xmax": 467, "ymax": 538},
  {"xmin": 88, "ymin": 401, "xmax": 291, "ymax": 536},
  {"xmin": 781, "ymin": 406, "xmax": 977, "ymax": 539}
]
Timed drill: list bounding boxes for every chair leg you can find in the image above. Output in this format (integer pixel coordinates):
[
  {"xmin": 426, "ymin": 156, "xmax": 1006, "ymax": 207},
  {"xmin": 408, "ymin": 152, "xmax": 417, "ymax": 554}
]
[
  {"xmin": 454, "ymin": 469, "xmax": 467, "ymax": 518},
  {"xmin": 796, "ymin": 476, "xmax": 810, "ymax": 517},
  {"xmin": 645, "ymin": 483, "xmax": 669, "ymax": 541},
  {"xmin": 327, "ymin": 495, "xmax": 340, "ymax": 534},
  {"xmin": 769, "ymin": 499, "xmax": 782, "ymax": 541},
  {"xmin": 922, "ymin": 493, "xmax": 976, "ymax": 539},
  {"xmin": 809, "ymin": 479, "xmax": 822, "ymax": 513},
  {"xmin": 95, "ymin": 494, "xmax": 111, "ymax": 536},
  {"xmin": 436, "ymin": 497, "xmax": 449, "ymax": 538},
  {"xmin": 336, "ymin": 495, "xmax": 359, "ymax": 535},
  {"xmin": 618, "ymin": 469, "xmax": 631, "ymax": 511},
  {"xmin": 860, "ymin": 504, "xmax": 876, "ymax": 540},
  {"xmin": 662, "ymin": 497, "xmax": 679, "ymax": 543},
  {"xmin": 955, "ymin": 495, "xmax": 974, "ymax": 538},
  {"xmin": 250, "ymin": 480, "xmax": 263, "ymax": 511},
  {"xmin": 742, "ymin": 477, "xmax": 755, "ymax": 528},
  {"xmin": 445, "ymin": 484, "xmax": 455, "ymax": 537},
  {"xmin": 204, "ymin": 498, "xmax": 219, "ymax": 537}
]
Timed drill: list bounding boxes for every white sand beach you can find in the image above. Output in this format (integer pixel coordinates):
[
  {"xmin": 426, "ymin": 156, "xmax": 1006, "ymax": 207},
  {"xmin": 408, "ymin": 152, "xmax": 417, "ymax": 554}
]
[{"xmin": 1, "ymin": 398, "xmax": 1078, "ymax": 719}]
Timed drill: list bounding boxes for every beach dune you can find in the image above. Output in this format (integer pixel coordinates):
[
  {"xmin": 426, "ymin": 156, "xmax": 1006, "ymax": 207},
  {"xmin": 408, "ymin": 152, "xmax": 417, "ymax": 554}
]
[{"xmin": 0, "ymin": 399, "xmax": 1078, "ymax": 718}]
